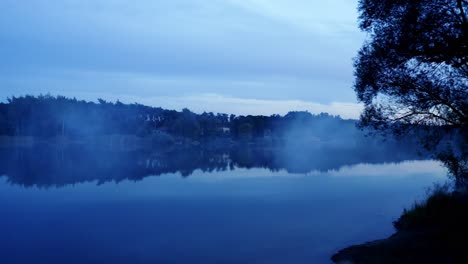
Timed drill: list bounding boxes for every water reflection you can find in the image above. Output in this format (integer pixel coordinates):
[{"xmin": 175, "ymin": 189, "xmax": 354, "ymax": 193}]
[
  {"xmin": 0, "ymin": 141, "xmax": 427, "ymax": 187},
  {"xmin": 0, "ymin": 143, "xmax": 446, "ymax": 264}
]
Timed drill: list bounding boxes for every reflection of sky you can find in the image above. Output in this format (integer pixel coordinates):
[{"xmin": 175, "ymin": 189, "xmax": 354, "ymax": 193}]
[
  {"xmin": 0, "ymin": 160, "xmax": 446, "ymax": 200},
  {"xmin": 0, "ymin": 0, "xmax": 365, "ymax": 117},
  {"xmin": 189, "ymin": 160, "xmax": 447, "ymax": 180},
  {"xmin": 0, "ymin": 160, "xmax": 447, "ymax": 264}
]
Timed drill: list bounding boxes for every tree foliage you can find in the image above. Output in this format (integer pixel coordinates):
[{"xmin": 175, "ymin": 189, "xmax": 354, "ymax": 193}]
[
  {"xmin": 356, "ymin": 0, "xmax": 468, "ymax": 181},
  {"xmin": 356, "ymin": 0, "xmax": 467, "ymax": 128},
  {"xmin": 0, "ymin": 95, "xmax": 352, "ymax": 141}
]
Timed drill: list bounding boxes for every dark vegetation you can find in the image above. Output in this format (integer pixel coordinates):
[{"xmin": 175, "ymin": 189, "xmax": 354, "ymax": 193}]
[
  {"xmin": 0, "ymin": 95, "xmax": 427, "ymax": 188},
  {"xmin": 354, "ymin": 0, "xmax": 467, "ymax": 179},
  {"xmin": 355, "ymin": 0, "xmax": 467, "ymax": 129},
  {"xmin": 394, "ymin": 185, "xmax": 468, "ymax": 232},
  {"xmin": 0, "ymin": 94, "xmax": 427, "ymax": 187},
  {"xmin": 332, "ymin": 186, "xmax": 468, "ymax": 263},
  {"xmin": 333, "ymin": 0, "xmax": 468, "ymax": 262},
  {"xmin": 0, "ymin": 94, "xmax": 356, "ymax": 143}
]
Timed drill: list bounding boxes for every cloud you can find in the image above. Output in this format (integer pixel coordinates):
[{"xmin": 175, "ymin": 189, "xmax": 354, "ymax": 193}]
[
  {"xmin": 0, "ymin": 0, "xmax": 364, "ymax": 77},
  {"xmin": 148, "ymin": 93, "xmax": 363, "ymax": 119},
  {"xmin": 227, "ymin": 0, "xmax": 360, "ymax": 35},
  {"xmin": 0, "ymin": 69, "xmax": 362, "ymax": 117},
  {"xmin": 0, "ymin": 66, "xmax": 361, "ymax": 117},
  {"xmin": 0, "ymin": 0, "xmax": 365, "ymax": 109},
  {"xmin": 0, "ymin": 68, "xmax": 357, "ymax": 103},
  {"xmin": 99, "ymin": 93, "xmax": 362, "ymax": 119}
]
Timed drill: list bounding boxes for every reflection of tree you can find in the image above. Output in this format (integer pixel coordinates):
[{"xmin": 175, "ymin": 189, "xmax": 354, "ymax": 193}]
[{"xmin": 0, "ymin": 141, "xmax": 427, "ymax": 188}]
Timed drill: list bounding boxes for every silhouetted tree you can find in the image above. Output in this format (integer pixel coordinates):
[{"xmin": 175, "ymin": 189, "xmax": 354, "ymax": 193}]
[
  {"xmin": 356, "ymin": 0, "xmax": 467, "ymax": 129},
  {"xmin": 356, "ymin": 0, "xmax": 467, "ymax": 181},
  {"xmin": 0, "ymin": 95, "xmax": 404, "ymax": 150}
]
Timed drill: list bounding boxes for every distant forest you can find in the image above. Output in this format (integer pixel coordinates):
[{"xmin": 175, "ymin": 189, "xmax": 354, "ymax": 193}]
[{"xmin": 0, "ymin": 95, "xmax": 359, "ymax": 143}]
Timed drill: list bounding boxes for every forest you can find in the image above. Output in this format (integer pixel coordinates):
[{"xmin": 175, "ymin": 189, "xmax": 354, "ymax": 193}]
[{"xmin": 0, "ymin": 95, "xmax": 358, "ymax": 143}]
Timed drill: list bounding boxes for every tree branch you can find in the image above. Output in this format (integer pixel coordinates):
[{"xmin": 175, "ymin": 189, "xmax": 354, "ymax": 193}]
[{"xmin": 457, "ymin": 0, "xmax": 468, "ymax": 24}]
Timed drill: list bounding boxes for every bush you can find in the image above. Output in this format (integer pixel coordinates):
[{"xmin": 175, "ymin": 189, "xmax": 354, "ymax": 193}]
[{"xmin": 394, "ymin": 183, "xmax": 468, "ymax": 232}]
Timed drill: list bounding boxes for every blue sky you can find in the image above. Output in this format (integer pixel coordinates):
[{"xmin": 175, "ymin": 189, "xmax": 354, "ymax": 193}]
[{"xmin": 0, "ymin": 0, "xmax": 365, "ymax": 118}]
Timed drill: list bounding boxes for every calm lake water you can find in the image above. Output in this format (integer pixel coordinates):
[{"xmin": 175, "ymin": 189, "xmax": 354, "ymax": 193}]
[{"xmin": 0, "ymin": 146, "xmax": 446, "ymax": 264}]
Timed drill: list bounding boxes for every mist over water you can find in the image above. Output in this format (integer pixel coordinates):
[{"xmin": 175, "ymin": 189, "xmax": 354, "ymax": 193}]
[
  {"xmin": 0, "ymin": 140, "xmax": 445, "ymax": 264},
  {"xmin": 0, "ymin": 96, "xmax": 450, "ymax": 263},
  {"xmin": 0, "ymin": 138, "xmax": 428, "ymax": 188},
  {"xmin": 1, "ymin": 0, "xmax": 465, "ymax": 262}
]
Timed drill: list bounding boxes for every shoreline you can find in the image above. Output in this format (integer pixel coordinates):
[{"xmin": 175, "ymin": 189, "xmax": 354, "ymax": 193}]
[
  {"xmin": 332, "ymin": 191, "xmax": 468, "ymax": 263},
  {"xmin": 332, "ymin": 229, "xmax": 451, "ymax": 264}
]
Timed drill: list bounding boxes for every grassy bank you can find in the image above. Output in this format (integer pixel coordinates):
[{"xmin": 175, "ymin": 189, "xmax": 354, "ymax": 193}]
[{"xmin": 332, "ymin": 185, "xmax": 468, "ymax": 263}]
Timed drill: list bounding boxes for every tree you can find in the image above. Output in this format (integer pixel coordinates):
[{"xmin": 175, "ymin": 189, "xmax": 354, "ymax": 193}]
[
  {"xmin": 238, "ymin": 123, "xmax": 253, "ymax": 140},
  {"xmin": 355, "ymin": 0, "xmax": 467, "ymax": 181},
  {"xmin": 356, "ymin": 0, "xmax": 467, "ymax": 128}
]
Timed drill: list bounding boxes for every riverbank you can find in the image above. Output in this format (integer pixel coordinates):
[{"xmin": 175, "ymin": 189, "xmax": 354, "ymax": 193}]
[{"xmin": 332, "ymin": 188, "xmax": 468, "ymax": 263}]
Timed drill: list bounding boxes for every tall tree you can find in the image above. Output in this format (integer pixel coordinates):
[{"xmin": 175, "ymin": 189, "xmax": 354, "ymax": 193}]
[
  {"xmin": 355, "ymin": 0, "xmax": 467, "ymax": 180},
  {"xmin": 356, "ymin": 0, "xmax": 467, "ymax": 128}
]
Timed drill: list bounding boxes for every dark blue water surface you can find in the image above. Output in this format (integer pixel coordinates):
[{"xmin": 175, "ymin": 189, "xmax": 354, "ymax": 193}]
[{"xmin": 0, "ymin": 146, "xmax": 445, "ymax": 264}]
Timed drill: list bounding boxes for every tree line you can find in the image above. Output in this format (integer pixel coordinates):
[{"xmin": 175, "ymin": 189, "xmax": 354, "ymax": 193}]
[{"xmin": 0, "ymin": 95, "xmax": 355, "ymax": 141}]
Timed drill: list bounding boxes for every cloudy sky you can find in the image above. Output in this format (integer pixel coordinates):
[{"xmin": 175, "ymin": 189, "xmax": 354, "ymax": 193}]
[{"xmin": 0, "ymin": 0, "xmax": 365, "ymax": 118}]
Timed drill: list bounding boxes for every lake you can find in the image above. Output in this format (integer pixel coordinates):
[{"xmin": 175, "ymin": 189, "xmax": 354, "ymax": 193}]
[{"xmin": 0, "ymin": 145, "xmax": 446, "ymax": 264}]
